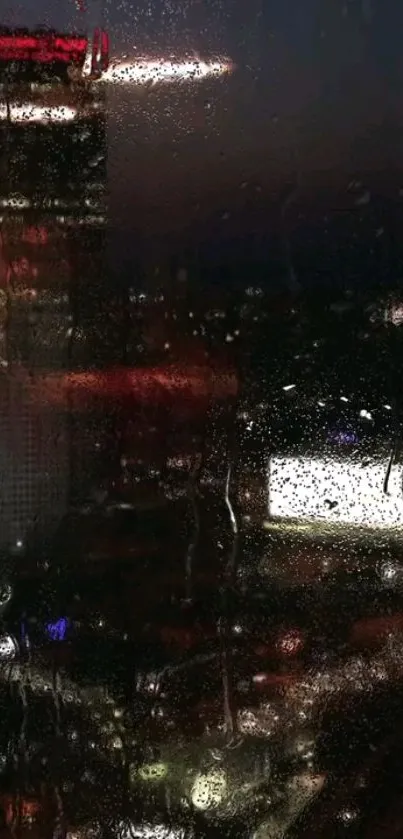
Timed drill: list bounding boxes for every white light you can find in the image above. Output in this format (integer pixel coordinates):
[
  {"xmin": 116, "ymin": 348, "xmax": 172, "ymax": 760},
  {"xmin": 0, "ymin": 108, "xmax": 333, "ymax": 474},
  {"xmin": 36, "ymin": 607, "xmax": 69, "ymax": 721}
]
[
  {"xmin": 253, "ymin": 673, "xmax": 268, "ymax": 684},
  {"xmin": 0, "ymin": 635, "xmax": 17, "ymax": 661},
  {"xmin": 0, "ymin": 584, "xmax": 12, "ymax": 606},
  {"xmin": 117, "ymin": 823, "xmax": 184, "ymax": 839},
  {"xmin": 0, "ymin": 197, "xmax": 30, "ymax": 209},
  {"xmin": 136, "ymin": 672, "xmax": 160, "ymax": 695},
  {"xmin": 101, "ymin": 57, "xmax": 232, "ymax": 86},
  {"xmin": 283, "ymin": 384, "xmax": 296, "ymax": 392},
  {"xmin": 268, "ymin": 456, "xmax": 403, "ymax": 528},
  {"xmin": 338, "ymin": 808, "xmax": 359, "ymax": 824},
  {"xmin": 0, "ymin": 104, "xmax": 77, "ymax": 124},
  {"xmin": 385, "ymin": 303, "xmax": 403, "ymax": 326},
  {"xmin": 191, "ymin": 769, "xmax": 227, "ymax": 810},
  {"xmin": 378, "ymin": 561, "xmax": 402, "ymax": 584},
  {"xmin": 293, "ymin": 734, "xmax": 316, "ymax": 757},
  {"xmin": 359, "ymin": 409, "xmax": 373, "ymax": 420}
]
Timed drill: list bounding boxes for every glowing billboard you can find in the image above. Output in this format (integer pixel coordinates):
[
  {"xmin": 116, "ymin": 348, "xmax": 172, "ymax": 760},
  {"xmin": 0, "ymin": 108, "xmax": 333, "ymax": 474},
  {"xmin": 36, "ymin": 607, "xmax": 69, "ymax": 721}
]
[{"xmin": 268, "ymin": 455, "xmax": 403, "ymax": 529}]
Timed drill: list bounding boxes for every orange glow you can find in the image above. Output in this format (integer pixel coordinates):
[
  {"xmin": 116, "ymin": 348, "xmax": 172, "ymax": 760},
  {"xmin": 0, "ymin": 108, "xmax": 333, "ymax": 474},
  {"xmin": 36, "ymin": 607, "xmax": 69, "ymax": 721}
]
[
  {"xmin": 351, "ymin": 614, "xmax": 403, "ymax": 648},
  {"xmin": 4, "ymin": 796, "xmax": 41, "ymax": 826},
  {"xmin": 21, "ymin": 226, "xmax": 49, "ymax": 246}
]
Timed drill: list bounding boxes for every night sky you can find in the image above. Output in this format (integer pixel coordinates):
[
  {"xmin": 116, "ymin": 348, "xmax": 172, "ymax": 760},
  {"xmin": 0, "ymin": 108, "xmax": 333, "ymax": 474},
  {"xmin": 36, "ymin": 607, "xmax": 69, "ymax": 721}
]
[{"xmin": 4, "ymin": 1, "xmax": 403, "ymax": 263}]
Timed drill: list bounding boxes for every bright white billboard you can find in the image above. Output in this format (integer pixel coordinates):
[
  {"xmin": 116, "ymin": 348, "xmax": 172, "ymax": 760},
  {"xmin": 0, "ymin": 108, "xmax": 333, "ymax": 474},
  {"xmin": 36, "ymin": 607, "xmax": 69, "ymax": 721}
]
[{"xmin": 268, "ymin": 455, "xmax": 403, "ymax": 529}]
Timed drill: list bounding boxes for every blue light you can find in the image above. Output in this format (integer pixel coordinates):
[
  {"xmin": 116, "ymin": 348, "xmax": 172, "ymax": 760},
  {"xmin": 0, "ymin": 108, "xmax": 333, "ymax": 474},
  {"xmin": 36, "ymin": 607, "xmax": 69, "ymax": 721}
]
[
  {"xmin": 327, "ymin": 429, "xmax": 359, "ymax": 445},
  {"xmin": 45, "ymin": 617, "xmax": 70, "ymax": 642}
]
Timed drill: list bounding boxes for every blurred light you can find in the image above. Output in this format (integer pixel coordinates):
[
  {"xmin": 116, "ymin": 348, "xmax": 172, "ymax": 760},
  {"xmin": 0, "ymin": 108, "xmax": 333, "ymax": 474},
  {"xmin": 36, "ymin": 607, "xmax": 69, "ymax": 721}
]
[
  {"xmin": 45, "ymin": 617, "xmax": 69, "ymax": 641},
  {"xmin": 282, "ymin": 384, "xmax": 296, "ymax": 392},
  {"xmin": 385, "ymin": 303, "xmax": 403, "ymax": 326},
  {"xmin": 0, "ymin": 196, "xmax": 30, "ymax": 209},
  {"xmin": 101, "ymin": 57, "xmax": 232, "ymax": 86},
  {"xmin": 276, "ymin": 629, "xmax": 304, "ymax": 656},
  {"xmin": 138, "ymin": 762, "xmax": 168, "ymax": 782},
  {"xmin": 0, "ymin": 105, "xmax": 77, "ymax": 123},
  {"xmin": 253, "ymin": 673, "xmax": 268, "ymax": 684},
  {"xmin": 0, "ymin": 584, "xmax": 12, "ymax": 607},
  {"xmin": 27, "ymin": 364, "xmax": 238, "ymax": 409},
  {"xmin": 136, "ymin": 671, "xmax": 160, "ymax": 695},
  {"xmin": 191, "ymin": 769, "xmax": 227, "ymax": 810},
  {"xmin": 4, "ymin": 798, "xmax": 40, "ymax": 826},
  {"xmin": 338, "ymin": 808, "xmax": 359, "ymax": 824},
  {"xmin": 0, "ymin": 33, "xmax": 87, "ymax": 62},
  {"xmin": 378, "ymin": 561, "xmax": 403, "ymax": 585},
  {"xmin": 0, "ymin": 31, "xmax": 108, "ymax": 76},
  {"xmin": 286, "ymin": 773, "xmax": 325, "ymax": 806},
  {"xmin": 292, "ymin": 734, "xmax": 316, "ymax": 761},
  {"xmin": 117, "ymin": 823, "xmax": 185, "ymax": 839},
  {"xmin": 268, "ymin": 456, "xmax": 403, "ymax": 528},
  {"xmin": 0, "ymin": 635, "xmax": 17, "ymax": 660},
  {"xmin": 327, "ymin": 429, "xmax": 359, "ymax": 445}
]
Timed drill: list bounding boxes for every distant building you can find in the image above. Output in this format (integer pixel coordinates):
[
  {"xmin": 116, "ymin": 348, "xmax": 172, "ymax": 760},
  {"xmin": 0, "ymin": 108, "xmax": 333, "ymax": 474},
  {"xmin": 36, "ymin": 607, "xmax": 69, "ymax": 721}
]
[{"xmin": 0, "ymin": 25, "xmax": 108, "ymax": 549}]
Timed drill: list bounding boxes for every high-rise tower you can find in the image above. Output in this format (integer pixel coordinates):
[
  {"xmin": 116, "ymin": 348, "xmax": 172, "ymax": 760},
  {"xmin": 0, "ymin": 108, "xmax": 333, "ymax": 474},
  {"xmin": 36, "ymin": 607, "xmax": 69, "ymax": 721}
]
[{"xmin": 0, "ymin": 20, "xmax": 109, "ymax": 550}]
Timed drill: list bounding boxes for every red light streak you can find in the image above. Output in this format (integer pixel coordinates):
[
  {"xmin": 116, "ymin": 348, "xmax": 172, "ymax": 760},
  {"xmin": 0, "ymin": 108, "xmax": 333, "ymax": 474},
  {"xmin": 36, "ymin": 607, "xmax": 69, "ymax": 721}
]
[
  {"xmin": 18, "ymin": 365, "xmax": 238, "ymax": 413},
  {"xmin": 252, "ymin": 672, "xmax": 298, "ymax": 689},
  {"xmin": 4, "ymin": 797, "xmax": 41, "ymax": 826},
  {"xmin": 21, "ymin": 226, "xmax": 48, "ymax": 245}
]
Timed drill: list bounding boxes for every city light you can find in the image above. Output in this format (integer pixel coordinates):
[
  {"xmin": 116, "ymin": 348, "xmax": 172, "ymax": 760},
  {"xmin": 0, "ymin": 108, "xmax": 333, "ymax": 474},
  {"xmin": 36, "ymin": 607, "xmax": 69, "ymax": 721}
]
[
  {"xmin": 25, "ymin": 365, "xmax": 238, "ymax": 411},
  {"xmin": 0, "ymin": 104, "xmax": 78, "ymax": 123},
  {"xmin": 0, "ymin": 635, "xmax": 18, "ymax": 661},
  {"xmin": 101, "ymin": 57, "xmax": 233, "ymax": 86},
  {"xmin": 0, "ymin": 33, "xmax": 87, "ymax": 62},
  {"xmin": 191, "ymin": 769, "xmax": 227, "ymax": 810},
  {"xmin": 137, "ymin": 762, "xmax": 168, "ymax": 782},
  {"xmin": 268, "ymin": 455, "xmax": 403, "ymax": 528}
]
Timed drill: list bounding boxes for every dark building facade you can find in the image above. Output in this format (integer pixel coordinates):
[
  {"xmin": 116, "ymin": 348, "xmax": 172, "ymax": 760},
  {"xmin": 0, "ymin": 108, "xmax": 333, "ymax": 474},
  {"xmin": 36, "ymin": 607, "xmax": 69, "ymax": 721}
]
[{"xmin": 0, "ymin": 26, "xmax": 108, "ymax": 549}]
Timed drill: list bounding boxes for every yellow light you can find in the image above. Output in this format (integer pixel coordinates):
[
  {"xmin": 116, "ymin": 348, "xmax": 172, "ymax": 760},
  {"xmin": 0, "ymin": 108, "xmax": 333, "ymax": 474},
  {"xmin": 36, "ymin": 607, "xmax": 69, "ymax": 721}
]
[
  {"xmin": 137, "ymin": 762, "xmax": 168, "ymax": 782},
  {"xmin": 190, "ymin": 769, "xmax": 227, "ymax": 811}
]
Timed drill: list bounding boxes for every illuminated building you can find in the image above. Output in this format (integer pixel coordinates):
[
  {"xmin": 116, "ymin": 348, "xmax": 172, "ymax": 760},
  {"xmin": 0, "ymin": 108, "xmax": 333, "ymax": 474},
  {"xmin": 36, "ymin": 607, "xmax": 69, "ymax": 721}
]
[{"xmin": 0, "ymin": 25, "xmax": 108, "ymax": 549}]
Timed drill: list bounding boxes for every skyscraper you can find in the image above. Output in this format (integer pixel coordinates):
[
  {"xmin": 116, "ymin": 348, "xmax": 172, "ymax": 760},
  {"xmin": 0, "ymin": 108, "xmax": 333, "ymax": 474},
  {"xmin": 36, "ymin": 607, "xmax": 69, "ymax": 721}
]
[{"xmin": 0, "ymin": 24, "xmax": 108, "ymax": 550}]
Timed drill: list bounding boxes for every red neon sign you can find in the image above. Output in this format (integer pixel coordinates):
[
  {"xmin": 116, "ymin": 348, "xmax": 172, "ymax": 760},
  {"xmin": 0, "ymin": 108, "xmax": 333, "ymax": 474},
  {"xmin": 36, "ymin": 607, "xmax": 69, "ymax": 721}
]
[
  {"xmin": 0, "ymin": 34, "xmax": 87, "ymax": 63},
  {"xmin": 0, "ymin": 32, "xmax": 109, "ymax": 70}
]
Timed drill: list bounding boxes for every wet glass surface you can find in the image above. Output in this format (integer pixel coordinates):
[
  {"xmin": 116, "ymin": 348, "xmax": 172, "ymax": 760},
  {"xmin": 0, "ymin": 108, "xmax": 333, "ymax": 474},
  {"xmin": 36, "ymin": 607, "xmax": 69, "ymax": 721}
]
[{"xmin": 2, "ymin": 1, "xmax": 403, "ymax": 838}]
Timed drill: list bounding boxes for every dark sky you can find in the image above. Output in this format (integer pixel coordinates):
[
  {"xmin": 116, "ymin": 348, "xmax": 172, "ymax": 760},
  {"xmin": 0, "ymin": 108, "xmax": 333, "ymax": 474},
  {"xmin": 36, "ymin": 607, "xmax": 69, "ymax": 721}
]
[{"xmin": 4, "ymin": 1, "xmax": 403, "ymax": 257}]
